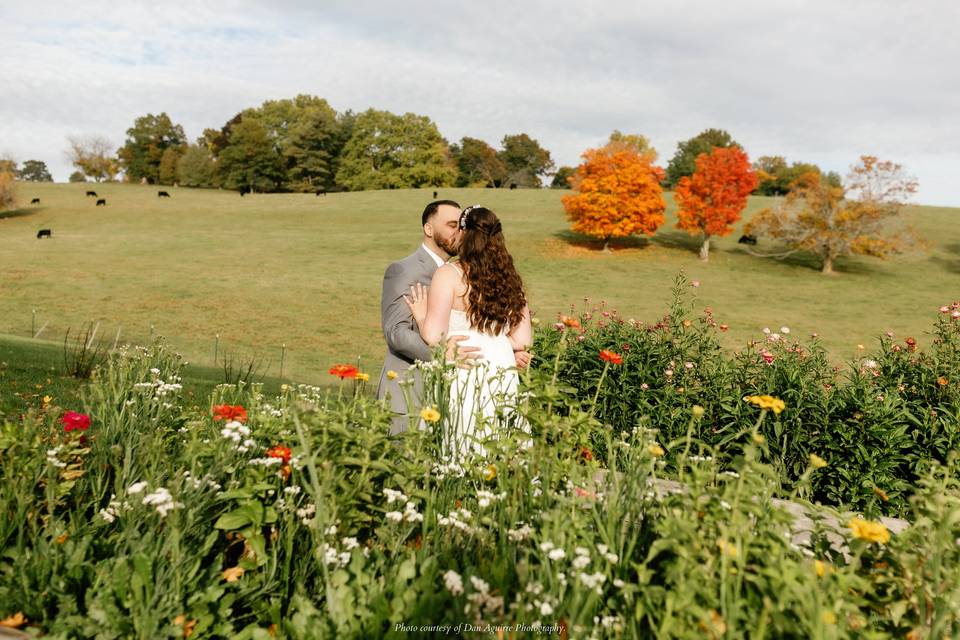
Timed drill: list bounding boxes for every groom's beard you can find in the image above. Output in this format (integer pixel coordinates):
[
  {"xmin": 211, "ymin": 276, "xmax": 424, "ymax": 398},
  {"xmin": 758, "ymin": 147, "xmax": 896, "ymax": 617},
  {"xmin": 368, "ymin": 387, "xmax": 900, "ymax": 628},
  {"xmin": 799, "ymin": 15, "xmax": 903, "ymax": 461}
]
[{"xmin": 436, "ymin": 236, "xmax": 459, "ymax": 257}]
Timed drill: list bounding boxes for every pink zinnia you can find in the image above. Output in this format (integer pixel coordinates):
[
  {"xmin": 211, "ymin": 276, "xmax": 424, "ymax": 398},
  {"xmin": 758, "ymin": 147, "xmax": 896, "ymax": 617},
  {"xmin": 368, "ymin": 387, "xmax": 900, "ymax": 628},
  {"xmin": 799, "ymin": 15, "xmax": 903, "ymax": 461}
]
[{"xmin": 761, "ymin": 351, "xmax": 775, "ymax": 365}]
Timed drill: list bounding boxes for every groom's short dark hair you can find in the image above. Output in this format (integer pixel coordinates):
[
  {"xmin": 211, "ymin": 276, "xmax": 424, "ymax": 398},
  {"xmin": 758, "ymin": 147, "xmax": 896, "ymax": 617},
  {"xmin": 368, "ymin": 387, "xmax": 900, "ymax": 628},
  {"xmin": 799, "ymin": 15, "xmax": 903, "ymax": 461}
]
[{"xmin": 422, "ymin": 200, "xmax": 460, "ymax": 226}]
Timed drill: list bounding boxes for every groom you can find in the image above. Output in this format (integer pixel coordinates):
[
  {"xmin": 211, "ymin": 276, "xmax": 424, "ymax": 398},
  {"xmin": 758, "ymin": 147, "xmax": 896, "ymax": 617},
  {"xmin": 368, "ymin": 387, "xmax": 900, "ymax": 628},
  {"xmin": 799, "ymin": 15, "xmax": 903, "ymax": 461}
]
[{"xmin": 377, "ymin": 199, "xmax": 531, "ymax": 434}]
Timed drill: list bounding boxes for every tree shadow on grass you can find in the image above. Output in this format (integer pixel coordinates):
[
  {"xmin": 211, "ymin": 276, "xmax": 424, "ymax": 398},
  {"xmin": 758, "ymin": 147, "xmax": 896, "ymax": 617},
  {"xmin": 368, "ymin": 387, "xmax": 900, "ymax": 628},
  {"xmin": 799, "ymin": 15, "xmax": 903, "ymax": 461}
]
[
  {"xmin": 0, "ymin": 207, "xmax": 40, "ymax": 221},
  {"xmin": 727, "ymin": 244, "xmax": 892, "ymax": 277},
  {"xmin": 929, "ymin": 244, "xmax": 960, "ymax": 275},
  {"xmin": 552, "ymin": 229, "xmax": 654, "ymax": 251}
]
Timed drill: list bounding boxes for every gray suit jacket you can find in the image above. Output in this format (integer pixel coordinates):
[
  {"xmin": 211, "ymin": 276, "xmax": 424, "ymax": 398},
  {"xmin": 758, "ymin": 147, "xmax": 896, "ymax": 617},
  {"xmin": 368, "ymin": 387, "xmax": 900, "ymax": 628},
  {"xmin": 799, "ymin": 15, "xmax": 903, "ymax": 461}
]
[{"xmin": 377, "ymin": 245, "xmax": 439, "ymax": 433}]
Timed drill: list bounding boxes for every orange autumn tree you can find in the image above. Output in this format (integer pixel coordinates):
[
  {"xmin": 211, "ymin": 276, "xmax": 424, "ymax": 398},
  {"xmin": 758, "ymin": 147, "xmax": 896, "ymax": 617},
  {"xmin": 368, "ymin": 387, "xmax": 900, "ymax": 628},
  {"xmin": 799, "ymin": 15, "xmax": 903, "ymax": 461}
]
[
  {"xmin": 674, "ymin": 146, "xmax": 758, "ymax": 261},
  {"xmin": 745, "ymin": 156, "xmax": 921, "ymax": 275},
  {"xmin": 562, "ymin": 145, "xmax": 666, "ymax": 251}
]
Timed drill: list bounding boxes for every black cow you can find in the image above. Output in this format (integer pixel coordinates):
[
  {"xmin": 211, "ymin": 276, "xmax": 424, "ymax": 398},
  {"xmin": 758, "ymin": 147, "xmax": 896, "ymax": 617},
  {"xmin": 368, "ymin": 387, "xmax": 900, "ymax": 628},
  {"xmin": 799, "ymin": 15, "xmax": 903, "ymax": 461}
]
[
  {"xmin": 509, "ymin": 183, "xmax": 517, "ymax": 190},
  {"xmin": 96, "ymin": 198, "xmax": 106, "ymax": 206},
  {"xmin": 239, "ymin": 186, "xmax": 251, "ymax": 197},
  {"xmin": 738, "ymin": 234, "xmax": 758, "ymax": 245},
  {"xmin": 31, "ymin": 198, "xmax": 40, "ymax": 205},
  {"xmin": 315, "ymin": 189, "xmax": 326, "ymax": 196},
  {"xmin": 86, "ymin": 191, "xmax": 98, "ymax": 197},
  {"xmin": 37, "ymin": 229, "xmax": 52, "ymax": 239},
  {"xmin": 158, "ymin": 191, "xmax": 171, "ymax": 198},
  {"xmin": 432, "ymin": 191, "xmax": 438, "ymax": 198}
]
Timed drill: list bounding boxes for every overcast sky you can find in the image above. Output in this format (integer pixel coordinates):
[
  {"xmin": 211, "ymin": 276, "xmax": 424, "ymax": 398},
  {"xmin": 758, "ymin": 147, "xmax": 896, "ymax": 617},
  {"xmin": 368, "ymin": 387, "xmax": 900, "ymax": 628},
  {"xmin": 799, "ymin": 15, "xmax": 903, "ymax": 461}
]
[{"xmin": 2, "ymin": 0, "xmax": 958, "ymax": 205}]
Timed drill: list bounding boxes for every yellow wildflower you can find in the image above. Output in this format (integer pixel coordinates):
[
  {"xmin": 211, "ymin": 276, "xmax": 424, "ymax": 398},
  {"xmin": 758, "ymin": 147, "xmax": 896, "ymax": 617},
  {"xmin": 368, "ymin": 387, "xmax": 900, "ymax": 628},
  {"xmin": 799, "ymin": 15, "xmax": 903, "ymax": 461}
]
[
  {"xmin": 746, "ymin": 395, "xmax": 786, "ymax": 415},
  {"xmin": 821, "ymin": 611, "xmax": 836, "ymax": 625},
  {"xmin": 482, "ymin": 464, "xmax": 497, "ymax": 481},
  {"xmin": 419, "ymin": 406, "xmax": 441, "ymax": 423},
  {"xmin": 692, "ymin": 405, "xmax": 705, "ymax": 418},
  {"xmin": 814, "ymin": 559, "xmax": 830, "ymax": 577},
  {"xmin": 752, "ymin": 433, "xmax": 766, "ymax": 444},
  {"xmin": 872, "ymin": 487, "xmax": 889, "ymax": 502},
  {"xmin": 43, "ymin": 395, "xmax": 52, "ymax": 404},
  {"xmin": 356, "ymin": 372, "xmax": 370, "ymax": 382},
  {"xmin": 647, "ymin": 444, "xmax": 665, "ymax": 457},
  {"xmin": 809, "ymin": 454, "xmax": 827, "ymax": 469},
  {"xmin": 717, "ymin": 540, "xmax": 738, "ymax": 558},
  {"xmin": 848, "ymin": 517, "xmax": 890, "ymax": 544},
  {"xmin": 222, "ymin": 566, "xmax": 245, "ymax": 582},
  {"xmin": 387, "ymin": 370, "xmax": 398, "ymax": 380}
]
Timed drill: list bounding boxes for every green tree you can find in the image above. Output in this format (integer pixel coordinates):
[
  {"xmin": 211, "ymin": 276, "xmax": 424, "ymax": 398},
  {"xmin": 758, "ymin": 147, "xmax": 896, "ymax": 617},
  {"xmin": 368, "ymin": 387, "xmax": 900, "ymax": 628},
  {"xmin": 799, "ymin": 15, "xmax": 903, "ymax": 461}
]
[
  {"xmin": 68, "ymin": 171, "xmax": 87, "ymax": 183},
  {"xmin": 17, "ymin": 160, "xmax": 53, "ymax": 182},
  {"xmin": 754, "ymin": 156, "xmax": 844, "ymax": 196},
  {"xmin": 450, "ymin": 137, "xmax": 507, "ymax": 187},
  {"xmin": 551, "ymin": 166, "xmax": 576, "ymax": 189},
  {"xmin": 158, "ymin": 145, "xmax": 186, "ymax": 185},
  {"xmin": 176, "ymin": 143, "xmax": 216, "ymax": 188},
  {"xmin": 665, "ymin": 128, "xmax": 739, "ymax": 188},
  {"xmin": 607, "ymin": 130, "xmax": 658, "ymax": 160},
  {"xmin": 216, "ymin": 119, "xmax": 285, "ymax": 192},
  {"xmin": 67, "ymin": 136, "xmax": 119, "ymax": 182},
  {"xmin": 498, "ymin": 133, "xmax": 554, "ymax": 187},
  {"xmin": 335, "ymin": 109, "xmax": 456, "ymax": 191},
  {"xmin": 117, "ymin": 113, "xmax": 187, "ymax": 184}
]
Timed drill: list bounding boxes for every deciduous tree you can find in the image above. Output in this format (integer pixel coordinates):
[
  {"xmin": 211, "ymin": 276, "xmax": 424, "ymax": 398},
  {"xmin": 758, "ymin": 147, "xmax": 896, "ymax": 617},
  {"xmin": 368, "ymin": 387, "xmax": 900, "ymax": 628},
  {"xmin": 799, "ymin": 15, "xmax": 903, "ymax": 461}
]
[
  {"xmin": 665, "ymin": 128, "xmax": 739, "ymax": 187},
  {"xmin": 498, "ymin": 133, "xmax": 554, "ymax": 188},
  {"xmin": 745, "ymin": 156, "xmax": 921, "ymax": 275},
  {"xmin": 0, "ymin": 170, "xmax": 16, "ymax": 210},
  {"xmin": 117, "ymin": 113, "xmax": 187, "ymax": 184},
  {"xmin": 450, "ymin": 137, "xmax": 506, "ymax": 187},
  {"xmin": 66, "ymin": 136, "xmax": 118, "ymax": 182},
  {"xmin": 17, "ymin": 160, "xmax": 53, "ymax": 182},
  {"xmin": 675, "ymin": 147, "xmax": 758, "ymax": 261},
  {"xmin": 562, "ymin": 146, "xmax": 666, "ymax": 251}
]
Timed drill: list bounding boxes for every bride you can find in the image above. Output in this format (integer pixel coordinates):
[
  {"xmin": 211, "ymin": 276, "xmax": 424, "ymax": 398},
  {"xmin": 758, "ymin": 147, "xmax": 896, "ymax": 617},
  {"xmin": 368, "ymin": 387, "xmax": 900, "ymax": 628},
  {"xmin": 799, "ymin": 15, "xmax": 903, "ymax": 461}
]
[{"xmin": 404, "ymin": 205, "xmax": 532, "ymax": 458}]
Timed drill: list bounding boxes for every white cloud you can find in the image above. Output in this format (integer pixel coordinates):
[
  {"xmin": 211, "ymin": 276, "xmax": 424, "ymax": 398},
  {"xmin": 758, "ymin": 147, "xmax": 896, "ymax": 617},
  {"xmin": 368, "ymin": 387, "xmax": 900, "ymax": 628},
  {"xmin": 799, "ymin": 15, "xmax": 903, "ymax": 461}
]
[{"xmin": 2, "ymin": 0, "xmax": 957, "ymax": 204}]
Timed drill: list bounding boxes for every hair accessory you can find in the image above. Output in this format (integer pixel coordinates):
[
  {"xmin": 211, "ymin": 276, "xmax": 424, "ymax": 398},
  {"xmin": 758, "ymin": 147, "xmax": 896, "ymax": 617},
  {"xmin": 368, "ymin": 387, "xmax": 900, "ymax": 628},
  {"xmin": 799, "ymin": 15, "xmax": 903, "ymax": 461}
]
[{"xmin": 459, "ymin": 204, "xmax": 482, "ymax": 230}]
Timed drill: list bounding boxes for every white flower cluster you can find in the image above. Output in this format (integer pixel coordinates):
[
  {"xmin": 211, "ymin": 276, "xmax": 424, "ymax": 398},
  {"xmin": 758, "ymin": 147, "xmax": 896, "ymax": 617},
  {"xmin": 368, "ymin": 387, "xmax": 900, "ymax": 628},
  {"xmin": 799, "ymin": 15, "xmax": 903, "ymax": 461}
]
[
  {"xmin": 477, "ymin": 489, "xmax": 506, "ymax": 509},
  {"xmin": 45, "ymin": 446, "xmax": 67, "ymax": 469},
  {"xmin": 531, "ymin": 475, "xmax": 542, "ymax": 498},
  {"xmin": 182, "ymin": 471, "xmax": 221, "ymax": 491},
  {"xmin": 538, "ymin": 540, "xmax": 566, "ymax": 561},
  {"xmin": 385, "ymin": 501, "xmax": 423, "ymax": 524},
  {"xmin": 443, "ymin": 569, "xmax": 464, "ymax": 596},
  {"xmin": 507, "ymin": 522, "xmax": 534, "ymax": 542},
  {"xmin": 578, "ymin": 571, "xmax": 606, "ymax": 591},
  {"xmin": 437, "ymin": 508, "xmax": 475, "ymax": 533},
  {"xmin": 133, "ymin": 374, "xmax": 183, "ymax": 398},
  {"xmin": 592, "ymin": 615, "xmax": 624, "ymax": 632},
  {"xmin": 296, "ymin": 503, "xmax": 316, "ymax": 525},
  {"xmin": 383, "ymin": 488, "xmax": 408, "ymax": 504},
  {"xmin": 138, "ymin": 486, "xmax": 184, "ymax": 518},
  {"xmin": 261, "ymin": 402, "xmax": 284, "ymax": 418},
  {"xmin": 98, "ymin": 494, "xmax": 132, "ymax": 523},
  {"xmin": 517, "ymin": 581, "xmax": 556, "ymax": 619},
  {"xmin": 465, "ymin": 575, "xmax": 504, "ymax": 621},
  {"xmin": 318, "ymin": 542, "xmax": 353, "ymax": 568},
  {"xmin": 248, "ymin": 457, "xmax": 283, "ymax": 467},
  {"xmin": 220, "ymin": 420, "xmax": 256, "ymax": 453},
  {"xmin": 432, "ymin": 461, "xmax": 466, "ymax": 479},
  {"xmin": 283, "ymin": 485, "xmax": 301, "ymax": 496},
  {"xmin": 596, "ymin": 543, "xmax": 618, "ymax": 564}
]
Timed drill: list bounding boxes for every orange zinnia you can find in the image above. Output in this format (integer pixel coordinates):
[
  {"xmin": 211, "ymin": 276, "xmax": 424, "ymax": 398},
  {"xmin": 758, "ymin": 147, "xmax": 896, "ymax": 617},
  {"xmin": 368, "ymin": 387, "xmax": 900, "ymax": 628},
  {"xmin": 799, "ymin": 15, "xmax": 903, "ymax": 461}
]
[
  {"xmin": 266, "ymin": 445, "xmax": 292, "ymax": 464},
  {"xmin": 599, "ymin": 350, "xmax": 623, "ymax": 365},
  {"xmin": 560, "ymin": 315, "xmax": 582, "ymax": 329},
  {"xmin": 328, "ymin": 364, "xmax": 359, "ymax": 379},
  {"xmin": 213, "ymin": 404, "xmax": 248, "ymax": 423}
]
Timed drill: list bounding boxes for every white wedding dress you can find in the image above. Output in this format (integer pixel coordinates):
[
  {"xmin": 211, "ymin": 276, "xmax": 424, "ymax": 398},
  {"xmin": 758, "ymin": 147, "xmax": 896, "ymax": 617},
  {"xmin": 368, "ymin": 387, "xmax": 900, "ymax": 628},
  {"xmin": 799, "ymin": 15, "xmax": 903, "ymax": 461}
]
[{"xmin": 443, "ymin": 304, "xmax": 524, "ymax": 459}]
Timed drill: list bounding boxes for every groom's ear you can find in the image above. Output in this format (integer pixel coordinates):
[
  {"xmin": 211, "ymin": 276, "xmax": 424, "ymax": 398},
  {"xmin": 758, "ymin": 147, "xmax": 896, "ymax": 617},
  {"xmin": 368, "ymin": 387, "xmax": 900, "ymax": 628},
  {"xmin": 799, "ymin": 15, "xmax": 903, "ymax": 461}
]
[{"xmin": 423, "ymin": 222, "xmax": 433, "ymax": 238}]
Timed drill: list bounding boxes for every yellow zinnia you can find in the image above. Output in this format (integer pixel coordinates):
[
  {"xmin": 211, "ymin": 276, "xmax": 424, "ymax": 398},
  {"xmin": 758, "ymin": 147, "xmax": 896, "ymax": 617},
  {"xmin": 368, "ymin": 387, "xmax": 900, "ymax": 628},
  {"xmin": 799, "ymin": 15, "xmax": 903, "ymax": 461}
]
[
  {"xmin": 356, "ymin": 372, "xmax": 370, "ymax": 382},
  {"xmin": 386, "ymin": 370, "xmax": 398, "ymax": 380},
  {"xmin": 809, "ymin": 454, "xmax": 827, "ymax": 469},
  {"xmin": 419, "ymin": 406, "xmax": 441, "ymax": 423},
  {"xmin": 647, "ymin": 444, "xmax": 665, "ymax": 457},
  {"xmin": 848, "ymin": 517, "xmax": 890, "ymax": 544},
  {"xmin": 482, "ymin": 464, "xmax": 497, "ymax": 481}
]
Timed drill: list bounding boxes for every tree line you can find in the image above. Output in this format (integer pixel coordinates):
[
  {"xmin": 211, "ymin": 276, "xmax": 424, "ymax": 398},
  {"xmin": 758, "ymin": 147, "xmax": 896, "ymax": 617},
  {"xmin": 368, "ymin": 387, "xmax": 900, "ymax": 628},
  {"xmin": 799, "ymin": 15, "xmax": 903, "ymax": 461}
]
[{"xmin": 4, "ymin": 94, "xmax": 841, "ymax": 196}]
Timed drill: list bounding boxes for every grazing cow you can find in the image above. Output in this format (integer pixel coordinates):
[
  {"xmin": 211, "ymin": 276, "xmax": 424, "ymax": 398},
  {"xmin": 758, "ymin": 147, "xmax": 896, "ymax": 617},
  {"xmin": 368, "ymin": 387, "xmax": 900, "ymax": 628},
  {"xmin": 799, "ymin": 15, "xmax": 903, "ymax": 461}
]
[
  {"xmin": 509, "ymin": 183, "xmax": 517, "ymax": 190},
  {"xmin": 86, "ymin": 191, "xmax": 98, "ymax": 197},
  {"xmin": 96, "ymin": 198, "xmax": 106, "ymax": 206},
  {"xmin": 31, "ymin": 198, "xmax": 40, "ymax": 205},
  {"xmin": 239, "ymin": 186, "xmax": 251, "ymax": 197},
  {"xmin": 433, "ymin": 191, "xmax": 438, "ymax": 198},
  {"xmin": 315, "ymin": 189, "xmax": 326, "ymax": 196},
  {"xmin": 37, "ymin": 229, "xmax": 52, "ymax": 239},
  {"xmin": 158, "ymin": 190, "xmax": 171, "ymax": 198},
  {"xmin": 738, "ymin": 234, "xmax": 758, "ymax": 245}
]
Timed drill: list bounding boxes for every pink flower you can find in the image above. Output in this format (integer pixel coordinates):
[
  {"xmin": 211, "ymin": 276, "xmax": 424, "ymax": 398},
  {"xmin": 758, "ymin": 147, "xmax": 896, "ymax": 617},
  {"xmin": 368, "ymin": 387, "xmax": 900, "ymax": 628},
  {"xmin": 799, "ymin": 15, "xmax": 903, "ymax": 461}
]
[
  {"xmin": 640, "ymin": 383, "xmax": 649, "ymax": 390},
  {"xmin": 691, "ymin": 280, "xmax": 700, "ymax": 288},
  {"xmin": 761, "ymin": 351, "xmax": 775, "ymax": 365},
  {"xmin": 62, "ymin": 411, "xmax": 91, "ymax": 432}
]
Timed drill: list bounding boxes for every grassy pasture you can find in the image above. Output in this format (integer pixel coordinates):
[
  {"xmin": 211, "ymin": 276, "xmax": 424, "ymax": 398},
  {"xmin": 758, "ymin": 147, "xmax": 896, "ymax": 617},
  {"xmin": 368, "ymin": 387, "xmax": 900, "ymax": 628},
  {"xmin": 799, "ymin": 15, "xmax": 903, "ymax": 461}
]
[{"xmin": 1, "ymin": 182, "xmax": 957, "ymax": 386}]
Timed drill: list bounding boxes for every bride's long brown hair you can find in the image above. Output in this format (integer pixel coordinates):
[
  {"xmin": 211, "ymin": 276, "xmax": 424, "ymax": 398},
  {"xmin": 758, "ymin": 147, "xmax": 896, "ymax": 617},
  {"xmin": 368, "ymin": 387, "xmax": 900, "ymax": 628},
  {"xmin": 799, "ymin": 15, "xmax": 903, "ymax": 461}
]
[{"xmin": 457, "ymin": 206, "xmax": 526, "ymax": 334}]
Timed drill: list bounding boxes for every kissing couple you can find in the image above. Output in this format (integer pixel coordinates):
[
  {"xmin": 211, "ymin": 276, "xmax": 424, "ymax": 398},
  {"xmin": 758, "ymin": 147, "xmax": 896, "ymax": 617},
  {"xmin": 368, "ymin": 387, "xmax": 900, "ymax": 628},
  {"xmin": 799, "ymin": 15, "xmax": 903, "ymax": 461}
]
[{"xmin": 376, "ymin": 200, "xmax": 533, "ymax": 458}]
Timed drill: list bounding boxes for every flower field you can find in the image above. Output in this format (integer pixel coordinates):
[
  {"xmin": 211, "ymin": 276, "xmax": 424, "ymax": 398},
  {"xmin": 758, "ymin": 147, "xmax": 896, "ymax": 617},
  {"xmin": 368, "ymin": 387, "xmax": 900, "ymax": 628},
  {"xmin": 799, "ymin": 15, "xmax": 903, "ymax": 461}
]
[{"xmin": 2, "ymin": 279, "xmax": 959, "ymax": 638}]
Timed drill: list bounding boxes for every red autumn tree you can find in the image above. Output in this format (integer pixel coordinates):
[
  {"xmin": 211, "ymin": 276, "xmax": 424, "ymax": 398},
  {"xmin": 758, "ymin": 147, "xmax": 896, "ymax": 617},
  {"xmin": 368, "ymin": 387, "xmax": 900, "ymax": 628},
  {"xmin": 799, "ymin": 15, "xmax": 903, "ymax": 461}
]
[
  {"xmin": 562, "ymin": 145, "xmax": 666, "ymax": 251},
  {"xmin": 674, "ymin": 146, "xmax": 758, "ymax": 261}
]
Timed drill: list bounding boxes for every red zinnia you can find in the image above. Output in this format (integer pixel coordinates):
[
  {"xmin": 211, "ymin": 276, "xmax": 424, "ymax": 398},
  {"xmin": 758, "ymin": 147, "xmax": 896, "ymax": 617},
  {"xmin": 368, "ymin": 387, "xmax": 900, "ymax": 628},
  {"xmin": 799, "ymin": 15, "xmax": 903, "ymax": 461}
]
[
  {"xmin": 62, "ymin": 411, "xmax": 91, "ymax": 432},
  {"xmin": 579, "ymin": 446, "xmax": 594, "ymax": 462},
  {"xmin": 266, "ymin": 445, "xmax": 292, "ymax": 464},
  {"xmin": 213, "ymin": 404, "xmax": 248, "ymax": 423},
  {"xmin": 599, "ymin": 350, "xmax": 623, "ymax": 365},
  {"xmin": 328, "ymin": 364, "xmax": 359, "ymax": 379}
]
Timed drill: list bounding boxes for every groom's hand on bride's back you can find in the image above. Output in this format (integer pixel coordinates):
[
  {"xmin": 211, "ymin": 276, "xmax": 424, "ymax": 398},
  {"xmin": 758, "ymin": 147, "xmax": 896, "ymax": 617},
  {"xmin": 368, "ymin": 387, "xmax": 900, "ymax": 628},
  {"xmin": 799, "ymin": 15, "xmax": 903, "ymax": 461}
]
[{"xmin": 444, "ymin": 335, "xmax": 481, "ymax": 367}]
